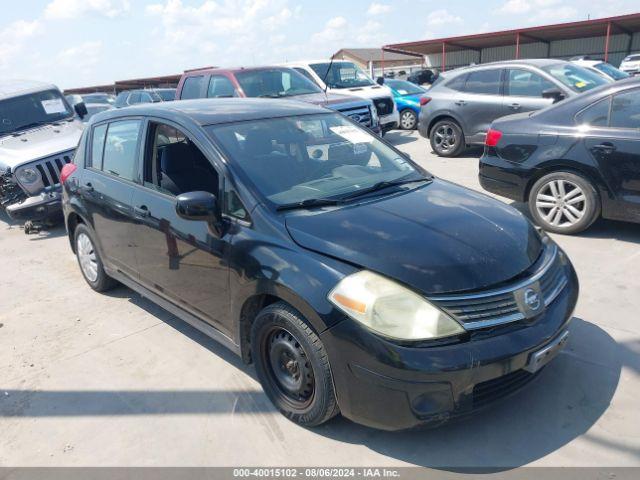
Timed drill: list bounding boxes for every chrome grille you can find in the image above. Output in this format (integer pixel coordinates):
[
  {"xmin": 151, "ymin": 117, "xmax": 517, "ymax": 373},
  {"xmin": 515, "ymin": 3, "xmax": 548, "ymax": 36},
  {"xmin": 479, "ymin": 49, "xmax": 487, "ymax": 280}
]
[
  {"xmin": 34, "ymin": 150, "xmax": 74, "ymax": 187},
  {"xmin": 429, "ymin": 244, "xmax": 568, "ymax": 330},
  {"xmin": 338, "ymin": 104, "xmax": 373, "ymax": 127}
]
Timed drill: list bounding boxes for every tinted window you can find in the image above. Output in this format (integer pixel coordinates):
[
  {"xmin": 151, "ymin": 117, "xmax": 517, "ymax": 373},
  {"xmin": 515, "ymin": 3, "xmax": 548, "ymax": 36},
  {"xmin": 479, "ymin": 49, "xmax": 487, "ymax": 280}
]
[
  {"xmin": 576, "ymin": 97, "xmax": 610, "ymax": 127},
  {"xmin": 541, "ymin": 63, "xmax": 609, "ymax": 93},
  {"xmin": 464, "ymin": 69, "xmax": 502, "ymax": 95},
  {"xmin": 294, "ymin": 67, "xmax": 320, "ymax": 87},
  {"xmin": 139, "ymin": 92, "xmax": 154, "ymax": 104},
  {"xmin": 235, "ymin": 69, "xmax": 320, "ymax": 97},
  {"xmin": 102, "ymin": 120, "xmax": 141, "ymax": 181},
  {"xmin": 0, "ymin": 89, "xmax": 74, "ymax": 136},
  {"xmin": 155, "ymin": 89, "xmax": 176, "ymax": 101},
  {"xmin": 128, "ymin": 92, "xmax": 141, "ymax": 104},
  {"xmin": 506, "ymin": 69, "xmax": 556, "ymax": 97},
  {"xmin": 610, "ymin": 90, "xmax": 640, "ymax": 129},
  {"xmin": 207, "ymin": 75, "xmax": 237, "ymax": 98},
  {"xmin": 445, "ymin": 73, "xmax": 467, "ymax": 91},
  {"xmin": 90, "ymin": 124, "xmax": 108, "ymax": 168},
  {"xmin": 181, "ymin": 76, "xmax": 205, "ymax": 99}
]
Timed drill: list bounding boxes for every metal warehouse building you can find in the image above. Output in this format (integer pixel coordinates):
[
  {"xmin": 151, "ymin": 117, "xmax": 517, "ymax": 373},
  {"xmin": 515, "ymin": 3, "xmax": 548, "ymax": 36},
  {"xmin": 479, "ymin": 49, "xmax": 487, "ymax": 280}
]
[{"xmin": 384, "ymin": 12, "xmax": 640, "ymax": 71}]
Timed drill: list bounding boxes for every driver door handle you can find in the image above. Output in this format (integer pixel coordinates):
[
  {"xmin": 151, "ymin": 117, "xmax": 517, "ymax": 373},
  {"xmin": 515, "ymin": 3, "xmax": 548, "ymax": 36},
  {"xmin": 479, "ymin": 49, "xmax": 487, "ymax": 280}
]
[
  {"xmin": 592, "ymin": 142, "xmax": 617, "ymax": 153},
  {"xmin": 454, "ymin": 100, "xmax": 466, "ymax": 106},
  {"xmin": 134, "ymin": 205, "xmax": 149, "ymax": 217},
  {"xmin": 509, "ymin": 103, "xmax": 521, "ymax": 110}
]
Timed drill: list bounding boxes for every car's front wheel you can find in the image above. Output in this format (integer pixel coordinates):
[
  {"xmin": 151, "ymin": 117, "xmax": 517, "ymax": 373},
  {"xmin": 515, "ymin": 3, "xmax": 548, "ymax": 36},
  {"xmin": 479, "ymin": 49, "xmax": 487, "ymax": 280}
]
[
  {"xmin": 528, "ymin": 171, "xmax": 600, "ymax": 234},
  {"xmin": 74, "ymin": 224, "xmax": 118, "ymax": 291},
  {"xmin": 251, "ymin": 302, "xmax": 339, "ymax": 427},
  {"xmin": 399, "ymin": 109, "xmax": 418, "ymax": 130},
  {"xmin": 429, "ymin": 119, "xmax": 465, "ymax": 157}
]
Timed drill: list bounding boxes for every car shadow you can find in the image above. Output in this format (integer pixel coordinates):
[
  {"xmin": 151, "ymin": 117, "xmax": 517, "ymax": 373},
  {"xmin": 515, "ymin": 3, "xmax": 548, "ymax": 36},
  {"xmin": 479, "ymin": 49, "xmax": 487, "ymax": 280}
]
[
  {"xmin": 310, "ymin": 317, "xmax": 623, "ymax": 471},
  {"xmin": 385, "ymin": 131, "xmax": 418, "ymax": 146}
]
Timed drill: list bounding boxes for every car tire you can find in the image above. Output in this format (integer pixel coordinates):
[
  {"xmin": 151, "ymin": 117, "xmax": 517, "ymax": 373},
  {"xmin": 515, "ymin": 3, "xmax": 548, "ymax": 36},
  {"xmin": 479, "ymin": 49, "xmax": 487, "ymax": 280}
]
[
  {"xmin": 251, "ymin": 301, "xmax": 339, "ymax": 427},
  {"xmin": 429, "ymin": 119, "xmax": 465, "ymax": 157},
  {"xmin": 74, "ymin": 223, "xmax": 118, "ymax": 292},
  {"xmin": 528, "ymin": 171, "xmax": 600, "ymax": 235},
  {"xmin": 399, "ymin": 109, "xmax": 418, "ymax": 130}
]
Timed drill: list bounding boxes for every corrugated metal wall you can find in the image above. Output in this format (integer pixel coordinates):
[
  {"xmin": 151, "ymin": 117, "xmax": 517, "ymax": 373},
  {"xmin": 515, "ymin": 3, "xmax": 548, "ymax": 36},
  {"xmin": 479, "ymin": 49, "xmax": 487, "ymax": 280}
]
[{"xmin": 424, "ymin": 32, "xmax": 640, "ymax": 70}]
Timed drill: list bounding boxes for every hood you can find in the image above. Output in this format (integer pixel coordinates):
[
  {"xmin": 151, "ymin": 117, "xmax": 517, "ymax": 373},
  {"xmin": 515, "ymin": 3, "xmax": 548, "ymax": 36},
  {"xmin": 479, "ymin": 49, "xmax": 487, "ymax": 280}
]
[
  {"xmin": 329, "ymin": 84, "xmax": 394, "ymax": 100},
  {"xmin": 285, "ymin": 179, "xmax": 543, "ymax": 295},
  {"xmin": 292, "ymin": 92, "xmax": 372, "ymax": 110},
  {"xmin": 0, "ymin": 120, "xmax": 83, "ymax": 171}
]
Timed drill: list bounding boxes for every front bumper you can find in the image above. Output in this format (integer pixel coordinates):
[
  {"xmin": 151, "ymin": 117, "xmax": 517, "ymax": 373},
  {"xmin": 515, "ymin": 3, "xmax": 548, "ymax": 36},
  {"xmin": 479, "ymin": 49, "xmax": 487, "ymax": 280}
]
[
  {"xmin": 320, "ymin": 261, "xmax": 578, "ymax": 431},
  {"xmin": 6, "ymin": 189, "xmax": 63, "ymax": 222},
  {"xmin": 379, "ymin": 110, "xmax": 400, "ymax": 133}
]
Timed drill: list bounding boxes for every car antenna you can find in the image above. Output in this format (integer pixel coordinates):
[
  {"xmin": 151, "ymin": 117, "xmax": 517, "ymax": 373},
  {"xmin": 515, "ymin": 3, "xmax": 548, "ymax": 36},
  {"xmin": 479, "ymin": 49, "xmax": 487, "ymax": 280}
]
[{"xmin": 322, "ymin": 55, "xmax": 335, "ymax": 94}]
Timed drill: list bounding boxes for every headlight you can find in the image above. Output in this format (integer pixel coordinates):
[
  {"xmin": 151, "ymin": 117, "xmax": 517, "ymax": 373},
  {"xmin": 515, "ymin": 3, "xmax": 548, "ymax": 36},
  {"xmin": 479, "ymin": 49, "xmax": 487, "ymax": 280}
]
[
  {"xmin": 328, "ymin": 270, "xmax": 465, "ymax": 341},
  {"xmin": 15, "ymin": 167, "xmax": 41, "ymax": 185}
]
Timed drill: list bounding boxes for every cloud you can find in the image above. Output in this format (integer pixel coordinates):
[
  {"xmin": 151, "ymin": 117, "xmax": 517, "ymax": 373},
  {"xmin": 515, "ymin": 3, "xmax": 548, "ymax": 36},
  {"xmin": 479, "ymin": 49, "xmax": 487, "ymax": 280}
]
[
  {"xmin": 0, "ymin": 20, "xmax": 43, "ymax": 68},
  {"xmin": 311, "ymin": 16, "xmax": 348, "ymax": 45},
  {"xmin": 367, "ymin": 2, "xmax": 392, "ymax": 16},
  {"xmin": 44, "ymin": 0, "xmax": 131, "ymax": 20},
  {"xmin": 426, "ymin": 9, "xmax": 462, "ymax": 26},
  {"xmin": 498, "ymin": 0, "xmax": 561, "ymax": 15}
]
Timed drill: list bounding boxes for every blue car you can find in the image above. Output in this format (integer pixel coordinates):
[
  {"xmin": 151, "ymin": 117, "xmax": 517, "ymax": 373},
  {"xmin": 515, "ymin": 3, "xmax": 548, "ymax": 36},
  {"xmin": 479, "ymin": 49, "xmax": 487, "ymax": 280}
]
[{"xmin": 385, "ymin": 79, "xmax": 428, "ymax": 130}]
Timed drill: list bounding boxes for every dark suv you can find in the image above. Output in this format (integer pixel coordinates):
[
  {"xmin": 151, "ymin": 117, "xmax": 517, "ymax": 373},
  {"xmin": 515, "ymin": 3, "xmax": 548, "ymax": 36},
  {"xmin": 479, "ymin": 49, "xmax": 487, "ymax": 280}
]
[{"xmin": 61, "ymin": 99, "xmax": 577, "ymax": 430}]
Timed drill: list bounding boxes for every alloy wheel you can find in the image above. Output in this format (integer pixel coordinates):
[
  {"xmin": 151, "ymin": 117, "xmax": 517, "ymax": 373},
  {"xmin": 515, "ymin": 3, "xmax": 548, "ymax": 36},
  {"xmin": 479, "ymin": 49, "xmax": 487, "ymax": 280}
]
[
  {"xmin": 535, "ymin": 179, "xmax": 587, "ymax": 228},
  {"xmin": 400, "ymin": 110, "xmax": 417, "ymax": 129},
  {"xmin": 434, "ymin": 123, "xmax": 458, "ymax": 153},
  {"xmin": 77, "ymin": 232, "xmax": 99, "ymax": 282}
]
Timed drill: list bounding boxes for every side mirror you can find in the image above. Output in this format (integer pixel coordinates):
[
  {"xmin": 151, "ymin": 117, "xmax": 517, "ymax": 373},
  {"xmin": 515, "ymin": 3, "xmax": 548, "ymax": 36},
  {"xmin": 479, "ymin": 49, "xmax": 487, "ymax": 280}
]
[
  {"xmin": 74, "ymin": 102, "xmax": 88, "ymax": 119},
  {"xmin": 176, "ymin": 191, "xmax": 218, "ymax": 222},
  {"xmin": 376, "ymin": 77, "xmax": 385, "ymax": 85},
  {"xmin": 542, "ymin": 88, "xmax": 566, "ymax": 104}
]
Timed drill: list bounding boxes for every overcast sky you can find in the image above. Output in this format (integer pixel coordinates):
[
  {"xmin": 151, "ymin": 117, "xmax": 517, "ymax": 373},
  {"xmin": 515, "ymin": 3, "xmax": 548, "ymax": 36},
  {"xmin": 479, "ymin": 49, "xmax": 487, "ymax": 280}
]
[{"xmin": 1, "ymin": 0, "xmax": 638, "ymax": 89}]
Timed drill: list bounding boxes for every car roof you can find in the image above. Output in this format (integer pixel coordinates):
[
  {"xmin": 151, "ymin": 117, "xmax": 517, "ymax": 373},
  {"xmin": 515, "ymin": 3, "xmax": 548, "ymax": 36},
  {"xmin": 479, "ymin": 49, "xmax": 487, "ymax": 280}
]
[
  {"xmin": 183, "ymin": 65, "xmax": 300, "ymax": 76},
  {"xmin": 0, "ymin": 79, "xmax": 59, "ymax": 100},
  {"xmin": 91, "ymin": 98, "xmax": 328, "ymax": 126}
]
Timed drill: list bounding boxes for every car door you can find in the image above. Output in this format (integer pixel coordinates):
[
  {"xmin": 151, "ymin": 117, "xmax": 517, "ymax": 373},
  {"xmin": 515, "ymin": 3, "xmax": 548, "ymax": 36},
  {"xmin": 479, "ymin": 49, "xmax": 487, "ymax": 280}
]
[
  {"xmin": 454, "ymin": 68, "xmax": 504, "ymax": 142},
  {"xmin": 582, "ymin": 89, "xmax": 640, "ymax": 221},
  {"xmin": 129, "ymin": 119, "xmax": 233, "ymax": 335},
  {"xmin": 81, "ymin": 119, "xmax": 143, "ymax": 279},
  {"xmin": 503, "ymin": 68, "xmax": 555, "ymax": 115}
]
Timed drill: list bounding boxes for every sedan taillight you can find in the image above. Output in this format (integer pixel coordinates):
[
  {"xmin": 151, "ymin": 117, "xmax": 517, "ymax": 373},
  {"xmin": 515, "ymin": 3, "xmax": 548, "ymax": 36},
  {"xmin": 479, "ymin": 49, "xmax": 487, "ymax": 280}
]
[
  {"xmin": 485, "ymin": 129, "xmax": 503, "ymax": 147},
  {"xmin": 419, "ymin": 97, "xmax": 431, "ymax": 106}
]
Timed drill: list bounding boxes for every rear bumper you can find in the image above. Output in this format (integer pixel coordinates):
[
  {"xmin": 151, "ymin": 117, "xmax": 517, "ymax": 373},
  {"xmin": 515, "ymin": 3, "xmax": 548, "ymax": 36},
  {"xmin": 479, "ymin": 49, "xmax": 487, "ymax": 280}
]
[
  {"xmin": 321, "ymin": 262, "xmax": 578, "ymax": 431},
  {"xmin": 6, "ymin": 189, "xmax": 62, "ymax": 222},
  {"xmin": 478, "ymin": 150, "xmax": 531, "ymax": 202}
]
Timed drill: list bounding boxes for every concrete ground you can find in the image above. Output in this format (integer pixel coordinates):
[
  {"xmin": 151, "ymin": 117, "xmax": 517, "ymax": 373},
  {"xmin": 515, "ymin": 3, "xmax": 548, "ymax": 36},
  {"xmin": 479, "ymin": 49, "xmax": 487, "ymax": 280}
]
[{"xmin": 1, "ymin": 131, "xmax": 639, "ymax": 469}]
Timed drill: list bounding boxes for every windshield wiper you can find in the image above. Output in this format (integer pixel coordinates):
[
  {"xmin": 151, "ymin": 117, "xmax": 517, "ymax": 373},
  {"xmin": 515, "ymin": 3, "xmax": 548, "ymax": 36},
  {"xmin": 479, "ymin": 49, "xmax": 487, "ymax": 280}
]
[
  {"xmin": 276, "ymin": 197, "xmax": 343, "ymax": 211},
  {"xmin": 340, "ymin": 176, "xmax": 431, "ymax": 201}
]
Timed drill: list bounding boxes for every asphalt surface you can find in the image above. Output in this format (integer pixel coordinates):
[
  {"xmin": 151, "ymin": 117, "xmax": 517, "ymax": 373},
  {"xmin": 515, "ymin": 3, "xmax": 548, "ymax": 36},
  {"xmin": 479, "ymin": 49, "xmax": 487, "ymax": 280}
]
[{"xmin": 1, "ymin": 131, "xmax": 639, "ymax": 469}]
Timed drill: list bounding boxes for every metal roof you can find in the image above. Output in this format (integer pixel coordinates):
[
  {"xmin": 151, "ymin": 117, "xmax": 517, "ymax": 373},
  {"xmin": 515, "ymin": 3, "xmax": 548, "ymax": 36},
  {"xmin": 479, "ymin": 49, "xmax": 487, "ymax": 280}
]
[
  {"xmin": 334, "ymin": 48, "xmax": 422, "ymax": 62},
  {"xmin": 384, "ymin": 13, "xmax": 640, "ymax": 56}
]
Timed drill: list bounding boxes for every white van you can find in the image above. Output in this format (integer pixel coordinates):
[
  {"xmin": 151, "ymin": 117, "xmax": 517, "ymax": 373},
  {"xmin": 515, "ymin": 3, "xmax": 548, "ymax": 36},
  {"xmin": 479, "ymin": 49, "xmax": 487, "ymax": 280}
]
[{"xmin": 283, "ymin": 60, "xmax": 399, "ymax": 134}]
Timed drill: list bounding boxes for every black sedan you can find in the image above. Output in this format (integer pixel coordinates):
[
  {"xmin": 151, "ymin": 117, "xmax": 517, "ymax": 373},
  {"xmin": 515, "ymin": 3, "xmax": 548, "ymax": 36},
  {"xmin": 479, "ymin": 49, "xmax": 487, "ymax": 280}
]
[
  {"xmin": 480, "ymin": 76, "xmax": 640, "ymax": 234},
  {"xmin": 61, "ymin": 99, "xmax": 577, "ymax": 430}
]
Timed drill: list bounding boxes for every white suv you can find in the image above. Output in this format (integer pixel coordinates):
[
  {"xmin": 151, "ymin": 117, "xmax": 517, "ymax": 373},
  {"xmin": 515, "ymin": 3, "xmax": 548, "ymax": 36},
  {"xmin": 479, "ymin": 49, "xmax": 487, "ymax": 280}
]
[
  {"xmin": 282, "ymin": 60, "xmax": 399, "ymax": 134},
  {"xmin": 620, "ymin": 54, "xmax": 640, "ymax": 75}
]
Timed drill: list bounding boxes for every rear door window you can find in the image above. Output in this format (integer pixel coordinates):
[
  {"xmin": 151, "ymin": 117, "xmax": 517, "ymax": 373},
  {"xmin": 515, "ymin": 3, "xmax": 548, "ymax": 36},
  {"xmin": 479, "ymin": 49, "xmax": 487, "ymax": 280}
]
[
  {"xmin": 207, "ymin": 75, "xmax": 238, "ymax": 98},
  {"xmin": 445, "ymin": 73, "xmax": 467, "ymax": 91},
  {"xmin": 464, "ymin": 69, "xmax": 502, "ymax": 95},
  {"xmin": 101, "ymin": 120, "xmax": 141, "ymax": 181},
  {"xmin": 575, "ymin": 97, "xmax": 611, "ymax": 127},
  {"xmin": 181, "ymin": 76, "xmax": 205, "ymax": 99},
  {"xmin": 506, "ymin": 69, "xmax": 556, "ymax": 97},
  {"xmin": 610, "ymin": 89, "xmax": 640, "ymax": 129}
]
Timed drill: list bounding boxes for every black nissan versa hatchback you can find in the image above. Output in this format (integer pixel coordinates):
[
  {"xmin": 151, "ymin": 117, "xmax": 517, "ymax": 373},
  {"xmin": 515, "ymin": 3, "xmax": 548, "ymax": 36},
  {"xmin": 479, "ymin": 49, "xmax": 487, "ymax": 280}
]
[{"xmin": 61, "ymin": 99, "xmax": 578, "ymax": 430}]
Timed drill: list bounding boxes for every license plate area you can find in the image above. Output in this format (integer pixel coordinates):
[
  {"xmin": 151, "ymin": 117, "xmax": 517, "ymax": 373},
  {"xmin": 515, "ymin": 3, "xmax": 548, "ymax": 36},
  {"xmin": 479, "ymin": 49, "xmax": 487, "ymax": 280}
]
[{"xmin": 524, "ymin": 330, "xmax": 569, "ymax": 373}]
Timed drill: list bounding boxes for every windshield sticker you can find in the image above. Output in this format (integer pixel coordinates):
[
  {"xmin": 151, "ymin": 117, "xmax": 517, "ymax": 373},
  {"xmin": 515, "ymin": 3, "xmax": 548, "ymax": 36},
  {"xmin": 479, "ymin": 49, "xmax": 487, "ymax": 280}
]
[
  {"xmin": 41, "ymin": 99, "xmax": 66, "ymax": 115},
  {"xmin": 329, "ymin": 125, "xmax": 373, "ymax": 144},
  {"xmin": 574, "ymin": 81, "xmax": 587, "ymax": 89}
]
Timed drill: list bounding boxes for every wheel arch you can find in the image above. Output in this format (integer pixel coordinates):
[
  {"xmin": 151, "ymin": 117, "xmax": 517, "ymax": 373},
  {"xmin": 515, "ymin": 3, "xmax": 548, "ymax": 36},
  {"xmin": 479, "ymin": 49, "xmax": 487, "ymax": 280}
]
[
  {"xmin": 524, "ymin": 160, "xmax": 610, "ymax": 203},
  {"xmin": 426, "ymin": 113, "xmax": 464, "ymax": 138}
]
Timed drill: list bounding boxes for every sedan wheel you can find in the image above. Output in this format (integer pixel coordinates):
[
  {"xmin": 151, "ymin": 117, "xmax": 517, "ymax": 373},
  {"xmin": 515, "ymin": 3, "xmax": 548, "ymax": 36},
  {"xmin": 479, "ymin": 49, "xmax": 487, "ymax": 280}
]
[
  {"xmin": 399, "ymin": 109, "xmax": 417, "ymax": 130},
  {"xmin": 77, "ymin": 232, "xmax": 99, "ymax": 282}
]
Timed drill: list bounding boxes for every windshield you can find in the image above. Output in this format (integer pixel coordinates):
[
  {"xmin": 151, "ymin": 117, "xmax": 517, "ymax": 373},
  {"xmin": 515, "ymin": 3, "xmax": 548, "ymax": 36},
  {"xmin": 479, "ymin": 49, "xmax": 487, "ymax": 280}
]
[
  {"xmin": 594, "ymin": 62, "xmax": 629, "ymax": 80},
  {"xmin": 310, "ymin": 62, "xmax": 375, "ymax": 89},
  {"xmin": 385, "ymin": 80, "xmax": 426, "ymax": 96},
  {"xmin": 236, "ymin": 69, "xmax": 321, "ymax": 98},
  {"xmin": 208, "ymin": 113, "xmax": 425, "ymax": 207},
  {"xmin": 155, "ymin": 89, "xmax": 176, "ymax": 101},
  {"xmin": 0, "ymin": 89, "xmax": 74, "ymax": 136},
  {"xmin": 541, "ymin": 63, "xmax": 610, "ymax": 93},
  {"xmin": 82, "ymin": 93, "xmax": 115, "ymax": 105}
]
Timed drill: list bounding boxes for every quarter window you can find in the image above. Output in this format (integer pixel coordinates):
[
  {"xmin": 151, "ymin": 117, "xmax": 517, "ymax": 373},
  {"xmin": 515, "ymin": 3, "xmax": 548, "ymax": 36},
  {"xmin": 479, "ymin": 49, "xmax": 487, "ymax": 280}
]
[
  {"xmin": 576, "ymin": 97, "xmax": 611, "ymax": 127},
  {"xmin": 506, "ymin": 69, "xmax": 556, "ymax": 97},
  {"xmin": 101, "ymin": 120, "xmax": 141, "ymax": 181},
  {"xmin": 90, "ymin": 124, "xmax": 108, "ymax": 169},
  {"xmin": 181, "ymin": 76, "xmax": 205, "ymax": 99},
  {"xmin": 207, "ymin": 75, "xmax": 237, "ymax": 98},
  {"xmin": 464, "ymin": 69, "xmax": 502, "ymax": 95},
  {"xmin": 610, "ymin": 90, "xmax": 640, "ymax": 129},
  {"xmin": 445, "ymin": 73, "xmax": 467, "ymax": 92}
]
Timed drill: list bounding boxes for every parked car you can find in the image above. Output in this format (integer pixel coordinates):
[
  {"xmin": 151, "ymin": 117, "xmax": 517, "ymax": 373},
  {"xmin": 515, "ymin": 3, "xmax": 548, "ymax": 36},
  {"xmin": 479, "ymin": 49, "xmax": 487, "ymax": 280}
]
[
  {"xmin": 81, "ymin": 92, "xmax": 116, "ymax": 105},
  {"xmin": 114, "ymin": 88, "xmax": 177, "ymax": 108},
  {"xmin": 176, "ymin": 66, "xmax": 380, "ymax": 134},
  {"xmin": 479, "ymin": 76, "xmax": 640, "ymax": 234},
  {"xmin": 61, "ymin": 98, "xmax": 577, "ymax": 430},
  {"xmin": 619, "ymin": 54, "xmax": 640, "ymax": 75},
  {"xmin": 83, "ymin": 103, "xmax": 114, "ymax": 122},
  {"xmin": 282, "ymin": 60, "xmax": 399, "ymax": 134},
  {"xmin": 571, "ymin": 59, "xmax": 629, "ymax": 81},
  {"xmin": 407, "ymin": 68, "xmax": 436, "ymax": 86},
  {"xmin": 419, "ymin": 59, "xmax": 612, "ymax": 157},
  {"xmin": 383, "ymin": 79, "xmax": 428, "ymax": 130},
  {"xmin": 0, "ymin": 80, "xmax": 86, "ymax": 231}
]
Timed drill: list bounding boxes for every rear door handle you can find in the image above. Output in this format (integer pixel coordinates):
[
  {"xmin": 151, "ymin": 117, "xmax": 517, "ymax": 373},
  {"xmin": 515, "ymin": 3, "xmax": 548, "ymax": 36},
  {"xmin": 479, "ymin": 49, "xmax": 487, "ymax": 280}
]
[
  {"xmin": 592, "ymin": 142, "xmax": 617, "ymax": 153},
  {"xmin": 134, "ymin": 205, "xmax": 149, "ymax": 217},
  {"xmin": 509, "ymin": 103, "xmax": 521, "ymax": 110},
  {"xmin": 454, "ymin": 100, "xmax": 466, "ymax": 106}
]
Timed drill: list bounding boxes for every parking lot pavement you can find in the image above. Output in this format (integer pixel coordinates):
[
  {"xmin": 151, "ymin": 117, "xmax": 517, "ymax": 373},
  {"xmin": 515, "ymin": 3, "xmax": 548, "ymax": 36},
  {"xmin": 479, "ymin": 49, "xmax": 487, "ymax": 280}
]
[{"xmin": 1, "ymin": 130, "xmax": 639, "ymax": 469}]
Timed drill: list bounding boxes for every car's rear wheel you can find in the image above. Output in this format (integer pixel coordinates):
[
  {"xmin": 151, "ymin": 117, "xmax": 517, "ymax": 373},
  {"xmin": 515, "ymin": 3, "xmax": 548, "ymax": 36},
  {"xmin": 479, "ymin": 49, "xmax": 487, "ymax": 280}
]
[
  {"xmin": 399, "ymin": 109, "xmax": 418, "ymax": 130},
  {"xmin": 528, "ymin": 171, "xmax": 600, "ymax": 234},
  {"xmin": 74, "ymin": 224, "xmax": 117, "ymax": 292},
  {"xmin": 430, "ymin": 119, "xmax": 465, "ymax": 157},
  {"xmin": 251, "ymin": 302, "xmax": 339, "ymax": 427}
]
